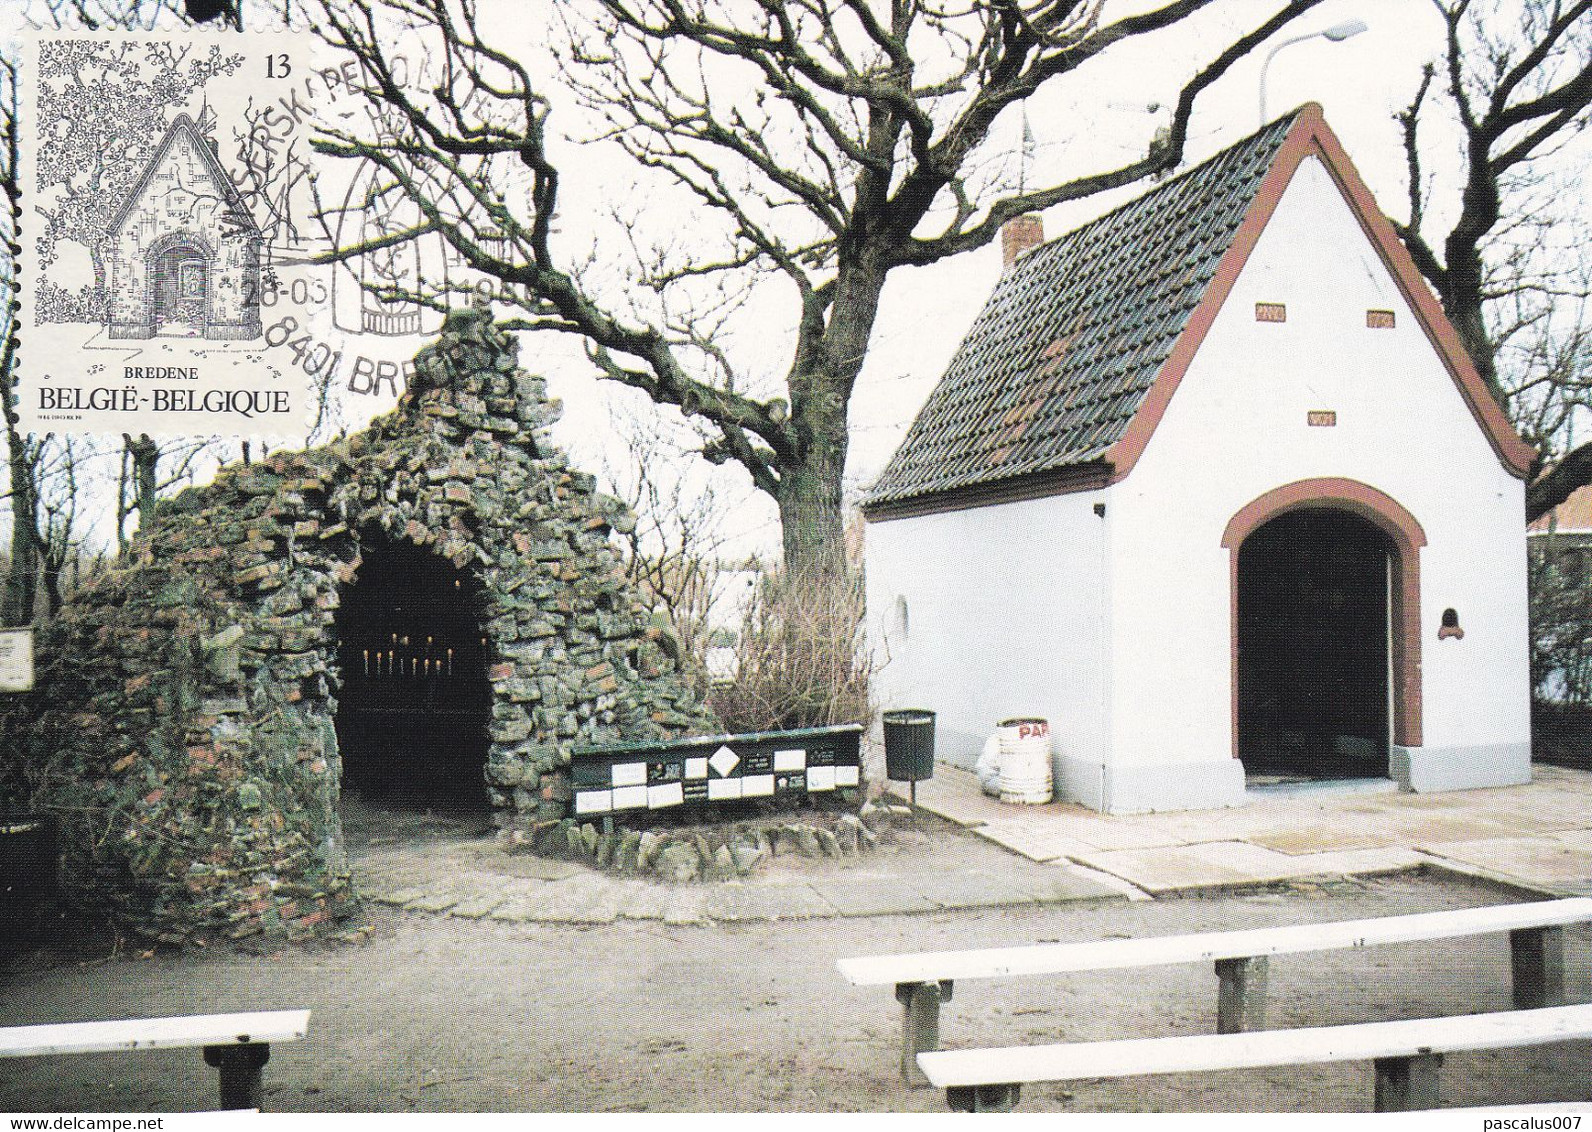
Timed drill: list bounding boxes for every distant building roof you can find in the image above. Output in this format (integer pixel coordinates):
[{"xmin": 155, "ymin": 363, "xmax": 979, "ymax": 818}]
[
  {"xmin": 1529, "ymin": 483, "xmax": 1592, "ymax": 534},
  {"xmin": 864, "ymin": 105, "xmax": 1534, "ymax": 517}
]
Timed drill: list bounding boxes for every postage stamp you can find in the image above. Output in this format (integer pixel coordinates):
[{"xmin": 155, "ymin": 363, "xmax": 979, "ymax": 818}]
[
  {"xmin": 15, "ymin": 28, "xmax": 463, "ymax": 441},
  {"xmin": 17, "ymin": 31, "xmax": 323, "ymax": 438}
]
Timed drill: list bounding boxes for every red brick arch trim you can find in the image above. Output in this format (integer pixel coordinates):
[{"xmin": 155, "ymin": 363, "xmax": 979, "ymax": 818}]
[{"xmin": 1221, "ymin": 477, "xmax": 1426, "ymax": 757}]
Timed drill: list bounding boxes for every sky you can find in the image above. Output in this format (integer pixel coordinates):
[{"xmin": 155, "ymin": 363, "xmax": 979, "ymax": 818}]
[
  {"xmin": 0, "ymin": 0, "xmax": 1527, "ymax": 564},
  {"xmin": 520, "ymin": 0, "xmax": 1462, "ymax": 560}
]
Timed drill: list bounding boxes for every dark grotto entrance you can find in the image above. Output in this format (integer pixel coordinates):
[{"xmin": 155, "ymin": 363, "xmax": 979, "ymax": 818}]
[
  {"xmin": 1236, "ymin": 507, "xmax": 1393, "ymax": 782},
  {"xmin": 334, "ymin": 539, "xmax": 493, "ymax": 810}
]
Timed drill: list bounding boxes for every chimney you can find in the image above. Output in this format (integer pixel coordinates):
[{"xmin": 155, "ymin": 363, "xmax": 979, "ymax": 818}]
[{"xmin": 1001, "ymin": 213, "xmax": 1044, "ymax": 270}]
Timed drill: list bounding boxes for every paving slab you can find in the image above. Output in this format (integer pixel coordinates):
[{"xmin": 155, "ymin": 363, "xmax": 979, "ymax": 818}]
[
  {"xmin": 524, "ymin": 876, "xmax": 624, "ymax": 924},
  {"xmin": 612, "ymin": 881, "xmax": 671, "ymax": 921},
  {"xmin": 1479, "ymin": 810, "xmax": 1592, "ymax": 836},
  {"xmin": 1381, "ymin": 813, "xmax": 1521, "ymax": 845},
  {"xmin": 662, "ymin": 888, "xmax": 708, "ymax": 925},
  {"xmin": 370, "ymin": 887, "xmax": 428, "ymax": 907},
  {"xmin": 902, "ymin": 777, "xmax": 1012, "ymax": 828},
  {"xmin": 702, "ymin": 883, "xmax": 833, "ymax": 922},
  {"xmin": 807, "ymin": 879, "xmax": 938, "ymax": 918},
  {"xmin": 1281, "ymin": 846, "xmax": 1424, "ymax": 877},
  {"xmin": 406, "ymin": 890, "xmax": 463, "ymax": 914},
  {"xmin": 486, "ymin": 898, "xmax": 545, "ymax": 923},
  {"xmin": 1246, "ymin": 825, "xmax": 1393, "ymax": 855},
  {"xmin": 972, "ymin": 820, "xmax": 1096, "ymax": 862},
  {"xmin": 490, "ymin": 854, "xmax": 587, "ymax": 881},
  {"xmin": 1071, "ymin": 846, "xmax": 1257, "ymax": 894},
  {"xmin": 1418, "ymin": 838, "xmax": 1592, "ymax": 896},
  {"xmin": 448, "ymin": 894, "xmax": 508, "ymax": 919},
  {"xmin": 1041, "ymin": 814, "xmax": 1197, "ymax": 853},
  {"xmin": 1178, "ymin": 839, "xmax": 1313, "ymax": 877},
  {"xmin": 911, "ymin": 873, "xmax": 1038, "ymax": 911}
]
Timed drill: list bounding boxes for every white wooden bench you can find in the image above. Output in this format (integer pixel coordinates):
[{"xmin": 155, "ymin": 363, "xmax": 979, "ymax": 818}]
[
  {"xmin": 837, "ymin": 897, "xmax": 1592, "ymax": 1084},
  {"xmin": 917, "ymin": 1002, "xmax": 1592, "ymax": 1112},
  {"xmin": 0, "ymin": 1009, "xmax": 311, "ymax": 1110}
]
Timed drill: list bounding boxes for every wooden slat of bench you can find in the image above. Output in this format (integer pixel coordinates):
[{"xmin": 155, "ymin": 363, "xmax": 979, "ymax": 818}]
[
  {"xmin": 918, "ymin": 1004, "xmax": 1592, "ymax": 1088},
  {"xmin": 838, "ymin": 898, "xmax": 1592, "ymax": 986},
  {"xmin": 0, "ymin": 1010, "xmax": 311, "ymax": 1058}
]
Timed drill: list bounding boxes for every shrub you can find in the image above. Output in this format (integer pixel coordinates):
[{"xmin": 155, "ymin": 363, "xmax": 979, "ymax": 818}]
[
  {"xmin": 707, "ymin": 566, "xmax": 873, "ymax": 734},
  {"xmin": 1529, "ymin": 538, "xmax": 1592, "ymax": 705}
]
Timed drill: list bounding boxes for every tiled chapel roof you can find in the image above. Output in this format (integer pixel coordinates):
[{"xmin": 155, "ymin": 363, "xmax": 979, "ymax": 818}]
[
  {"xmin": 865, "ymin": 111, "xmax": 1302, "ymax": 508},
  {"xmin": 865, "ymin": 103, "xmax": 1542, "ymax": 519}
]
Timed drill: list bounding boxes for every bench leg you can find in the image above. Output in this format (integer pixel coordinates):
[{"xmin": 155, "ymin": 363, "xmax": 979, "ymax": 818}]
[
  {"xmin": 1374, "ymin": 1052, "xmax": 1443, "ymax": 1112},
  {"xmin": 1511, "ymin": 926, "xmax": 1566, "ymax": 1009},
  {"xmin": 203, "ymin": 1043, "xmax": 271, "ymax": 1111},
  {"xmin": 946, "ymin": 1083, "xmax": 1021, "ymax": 1113},
  {"xmin": 896, "ymin": 980, "xmax": 954, "ymax": 1087},
  {"xmin": 1215, "ymin": 956, "xmax": 1268, "ymax": 1033}
]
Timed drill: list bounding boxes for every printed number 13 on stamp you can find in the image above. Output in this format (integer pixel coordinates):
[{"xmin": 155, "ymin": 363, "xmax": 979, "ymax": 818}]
[{"xmin": 19, "ymin": 32, "xmax": 323, "ymax": 439}]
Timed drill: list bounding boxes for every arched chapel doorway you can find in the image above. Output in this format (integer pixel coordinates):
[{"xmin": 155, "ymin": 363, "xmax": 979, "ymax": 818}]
[
  {"xmin": 149, "ymin": 235, "xmax": 211, "ymax": 337},
  {"xmin": 1236, "ymin": 508, "xmax": 1392, "ymax": 779},
  {"xmin": 1223, "ymin": 479, "xmax": 1426, "ymax": 784},
  {"xmin": 333, "ymin": 538, "xmax": 492, "ymax": 810}
]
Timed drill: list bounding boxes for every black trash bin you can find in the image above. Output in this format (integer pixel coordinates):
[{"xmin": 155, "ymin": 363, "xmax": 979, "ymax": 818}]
[
  {"xmin": 0, "ymin": 808, "xmax": 58, "ymax": 947},
  {"xmin": 882, "ymin": 709, "xmax": 935, "ymax": 803}
]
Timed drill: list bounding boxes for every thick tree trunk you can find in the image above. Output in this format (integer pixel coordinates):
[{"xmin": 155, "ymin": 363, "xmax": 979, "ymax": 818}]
[
  {"xmin": 40, "ymin": 553, "xmax": 63, "ymax": 618},
  {"xmin": 778, "ymin": 440, "xmax": 847, "ymax": 578},
  {"xmin": 1437, "ymin": 251, "xmax": 1501, "ymax": 400},
  {"xmin": 3, "ymin": 428, "xmax": 38, "ymax": 626},
  {"xmin": 125, "ymin": 433, "xmax": 160, "ymax": 533},
  {"xmin": 777, "ymin": 255, "xmax": 883, "ymax": 578}
]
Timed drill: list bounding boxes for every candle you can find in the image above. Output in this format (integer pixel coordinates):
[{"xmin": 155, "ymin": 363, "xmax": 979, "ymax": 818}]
[
  {"xmin": 447, "ymin": 647, "xmax": 454, "ymax": 676},
  {"xmin": 363, "ymin": 649, "xmax": 369, "ymax": 676}
]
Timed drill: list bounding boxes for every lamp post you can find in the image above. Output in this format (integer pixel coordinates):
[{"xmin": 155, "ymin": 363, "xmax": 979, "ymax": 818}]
[{"xmin": 1258, "ymin": 18, "xmax": 1369, "ymax": 126}]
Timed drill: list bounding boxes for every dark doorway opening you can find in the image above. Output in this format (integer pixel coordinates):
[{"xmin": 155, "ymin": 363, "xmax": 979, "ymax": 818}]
[
  {"xmin": 334, "ymin": 539, "xmax": 492, "ymax": 811},
  {"xmin": 151, "ymin": 243, "xmax": 208, "ymax": 337},
  {"xmin": 1237, "ymin": 507, "xmax": 1393, "ymax": 782}
]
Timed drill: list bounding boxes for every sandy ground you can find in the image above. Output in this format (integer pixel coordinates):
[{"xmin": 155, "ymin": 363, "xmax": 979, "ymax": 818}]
[{"xmin": 1, "ymin": 830, "xmax": 1589, "ymax": 1113}]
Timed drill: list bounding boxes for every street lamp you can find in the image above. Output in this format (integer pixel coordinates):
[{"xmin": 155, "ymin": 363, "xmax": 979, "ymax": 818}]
[{"xmin": 1258, "ymin": 18, "xmax": 1369, "ymax": 126}]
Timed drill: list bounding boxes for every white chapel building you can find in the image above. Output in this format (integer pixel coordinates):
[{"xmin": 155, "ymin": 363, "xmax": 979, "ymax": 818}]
[{"xmin": 863, "ymin": 105, "xmax": 1537, "ymax": 814}]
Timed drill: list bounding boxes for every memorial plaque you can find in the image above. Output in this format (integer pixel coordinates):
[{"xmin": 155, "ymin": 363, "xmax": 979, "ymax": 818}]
[
  {"xmin": 570, "ymin": 724, "xmax": 863, "ymax": 820},
  {"xmin": 0, "ymin": 628, "xmax": 35, "ymax": 693}
]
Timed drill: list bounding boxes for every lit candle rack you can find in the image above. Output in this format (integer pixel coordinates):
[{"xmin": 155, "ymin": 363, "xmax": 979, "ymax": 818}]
[{"xmin": 360, "ymin": 636, "xmax": 473, "ymax": 679}]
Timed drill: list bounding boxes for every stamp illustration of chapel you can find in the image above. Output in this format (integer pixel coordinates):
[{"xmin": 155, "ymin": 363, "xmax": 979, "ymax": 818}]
[{"xmin": 101, "ymin": 113, "xmax": 264, "ymax": 341}]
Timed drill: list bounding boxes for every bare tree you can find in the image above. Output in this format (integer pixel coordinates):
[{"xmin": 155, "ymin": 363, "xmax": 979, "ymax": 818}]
[
  {"xmin": 38, "ymin": 437, "xmax": 86, "ymax": 615},
  {"xmin": 1391, "ymin": 0, "xmax": 1592, "ymax": 520},
  {"xmin": 308, "ymin": 0, "xmax": 1330, "ymax": 574},
  {"xmin": 600, "ymin": 406, "xmax": 750, "ymax": 687},
  {"xmin": 114, "ymin": 433, "xmax": 210, "ymax": 553}
]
